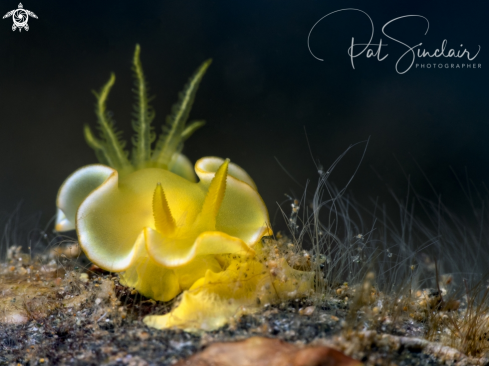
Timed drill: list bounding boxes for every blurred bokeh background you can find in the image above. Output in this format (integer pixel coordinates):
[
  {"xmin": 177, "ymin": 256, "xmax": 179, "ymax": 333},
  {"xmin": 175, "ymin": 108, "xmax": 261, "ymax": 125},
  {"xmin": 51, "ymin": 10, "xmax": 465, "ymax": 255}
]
[{"xmin": 0, "ymin": 0, "xmax": 487, "ymax": 234}]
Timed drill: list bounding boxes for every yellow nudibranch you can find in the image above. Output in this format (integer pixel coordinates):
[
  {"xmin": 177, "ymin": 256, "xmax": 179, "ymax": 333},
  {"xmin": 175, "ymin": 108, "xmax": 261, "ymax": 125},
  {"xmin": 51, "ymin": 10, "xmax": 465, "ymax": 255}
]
[{"xmin": 55, "ymin": 45, "xmax": 314, "ymax": 331}]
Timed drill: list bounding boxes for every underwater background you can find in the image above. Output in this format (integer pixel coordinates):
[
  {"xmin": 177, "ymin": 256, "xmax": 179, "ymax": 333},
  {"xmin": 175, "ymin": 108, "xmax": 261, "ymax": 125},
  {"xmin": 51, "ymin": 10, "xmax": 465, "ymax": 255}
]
[{"xmin": 0, "ymin": 0, "xmax": 487, "ymax": 238}]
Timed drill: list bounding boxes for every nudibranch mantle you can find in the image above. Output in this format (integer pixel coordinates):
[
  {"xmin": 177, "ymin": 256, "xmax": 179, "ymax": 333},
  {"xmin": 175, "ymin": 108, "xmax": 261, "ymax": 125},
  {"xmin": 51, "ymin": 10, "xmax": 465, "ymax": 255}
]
[
  {"xmin": 57, "ymin": 156, "xmax": 272, "ymax": 301},
  {"xmin": 55, "ymin": 45, "xmax": 314, "ymax": 331}
]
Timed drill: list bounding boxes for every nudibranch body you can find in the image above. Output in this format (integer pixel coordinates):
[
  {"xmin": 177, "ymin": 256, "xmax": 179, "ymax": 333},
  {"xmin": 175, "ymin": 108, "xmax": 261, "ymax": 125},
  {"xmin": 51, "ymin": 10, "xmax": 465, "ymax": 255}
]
[{"xmin": 55, "ymin": 45, "xmax": 313, "ymax": 331}]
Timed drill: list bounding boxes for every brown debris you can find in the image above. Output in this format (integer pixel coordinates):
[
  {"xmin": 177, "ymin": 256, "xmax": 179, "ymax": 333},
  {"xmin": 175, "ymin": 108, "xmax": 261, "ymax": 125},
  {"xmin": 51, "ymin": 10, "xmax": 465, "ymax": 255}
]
[
  {"xmin": 0, "ymin": 255, "xmax": 119, "ymax": 324},
  {"xmin": 49, "ymin": 242, "xmax": 82, "ymax": 259},
  {"xmin": 319, "ymin": 330, "xmax": 489, "ymax": 366},
  {"xmin": 175, "ymin": 336, "xmax": 362, "ymax": 366},
  {"xmin": 299, "ymin": 305, "xmax": 316, "ymax": 316}
]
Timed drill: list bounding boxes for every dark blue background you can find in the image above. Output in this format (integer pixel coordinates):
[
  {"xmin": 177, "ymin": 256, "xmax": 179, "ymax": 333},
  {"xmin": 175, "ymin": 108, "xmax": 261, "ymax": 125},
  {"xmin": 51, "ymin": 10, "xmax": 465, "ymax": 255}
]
[{"xmin": 0, "ymin": 0, "xmax": 487, "ymax": 232}]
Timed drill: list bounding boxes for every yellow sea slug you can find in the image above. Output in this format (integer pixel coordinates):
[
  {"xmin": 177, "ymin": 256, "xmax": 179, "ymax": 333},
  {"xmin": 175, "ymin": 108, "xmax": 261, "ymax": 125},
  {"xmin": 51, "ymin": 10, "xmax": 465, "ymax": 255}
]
[{"xmin": 55, "ymin": 45, "xmax": 313, "ymax": 331}]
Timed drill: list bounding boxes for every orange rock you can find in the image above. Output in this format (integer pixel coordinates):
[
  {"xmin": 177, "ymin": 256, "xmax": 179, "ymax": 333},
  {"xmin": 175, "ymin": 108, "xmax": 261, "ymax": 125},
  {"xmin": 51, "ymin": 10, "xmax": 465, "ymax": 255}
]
[{"xmin": 175, "ymin": 336, "xmax": 362, "ymax": 366}]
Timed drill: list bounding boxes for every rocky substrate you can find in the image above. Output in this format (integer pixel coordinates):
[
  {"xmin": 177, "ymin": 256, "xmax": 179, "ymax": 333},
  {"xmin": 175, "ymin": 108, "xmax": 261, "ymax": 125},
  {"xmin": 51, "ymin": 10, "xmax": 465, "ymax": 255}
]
[{"xmin": 1, "ymin": 246, "xmax": 488, "ymax": 366}]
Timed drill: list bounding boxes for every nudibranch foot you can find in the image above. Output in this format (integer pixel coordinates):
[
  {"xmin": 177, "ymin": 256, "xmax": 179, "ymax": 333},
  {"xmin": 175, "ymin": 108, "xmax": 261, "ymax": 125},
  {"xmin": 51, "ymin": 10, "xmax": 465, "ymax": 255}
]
[{"xmin": 144, "ymin": 251, "xmax": 315, "ymax": 332}]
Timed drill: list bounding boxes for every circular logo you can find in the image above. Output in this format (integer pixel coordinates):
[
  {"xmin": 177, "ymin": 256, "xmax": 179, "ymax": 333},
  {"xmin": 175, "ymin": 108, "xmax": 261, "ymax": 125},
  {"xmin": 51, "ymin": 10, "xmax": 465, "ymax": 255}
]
[{"xmin": 12, "ymin": 9, "xmax": 28, "ymax": 28}]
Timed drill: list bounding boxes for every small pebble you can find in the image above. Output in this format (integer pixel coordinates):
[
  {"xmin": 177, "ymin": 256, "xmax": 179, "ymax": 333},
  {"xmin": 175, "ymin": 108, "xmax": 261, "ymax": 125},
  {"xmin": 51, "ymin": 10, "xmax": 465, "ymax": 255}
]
[
  {"xmin": 299, "ymin": 306, "xmax": 315, "ymax": 316},
  {"xmin": 79, "ymin": 273, "xmax": 89, "ymax": 283}
]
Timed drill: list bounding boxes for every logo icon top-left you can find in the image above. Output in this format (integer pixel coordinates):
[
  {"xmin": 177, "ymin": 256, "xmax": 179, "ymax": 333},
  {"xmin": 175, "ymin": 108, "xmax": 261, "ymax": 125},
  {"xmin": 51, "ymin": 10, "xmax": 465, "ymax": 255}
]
[{"xmin": 3, "ymin": 3, "xmax": 38, "ymax": 32}]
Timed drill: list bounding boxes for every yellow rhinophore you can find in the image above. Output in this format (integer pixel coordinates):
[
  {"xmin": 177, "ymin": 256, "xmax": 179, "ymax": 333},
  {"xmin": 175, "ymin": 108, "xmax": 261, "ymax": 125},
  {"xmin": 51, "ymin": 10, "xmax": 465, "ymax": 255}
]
[{"xmin": 55, "ymin": 45, "xmax": 313, "ymax": 331}]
